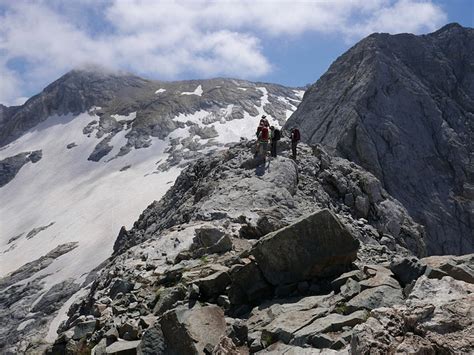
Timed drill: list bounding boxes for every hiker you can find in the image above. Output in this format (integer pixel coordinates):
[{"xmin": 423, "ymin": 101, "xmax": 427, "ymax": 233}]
[
  {"xmin": 290, "ymin": 127, "xmax": 300, "ymax": 159},
  {"xmin": 256, "ymin": 115, "xmax": 269, "ymax": 137},
  {"xmin": 258, "ymin": 123, "xmax": 270, "ymax": 161},
  {"xmin": 270, "ymin": 126, "xmax": 281, "ymax": 157},
  {"xmin": 255, "ymin": 115, "xmax": 270, "ymax": 157}
]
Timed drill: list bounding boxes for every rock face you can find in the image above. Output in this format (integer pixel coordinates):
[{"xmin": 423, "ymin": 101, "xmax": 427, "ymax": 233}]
[
  {"xmin": 252, "ymin": 209, "xmax": 359, "ymax": 285},
  {"xmin": 285, "ymin": 23, "xmax": 474, "ymax": 255}
]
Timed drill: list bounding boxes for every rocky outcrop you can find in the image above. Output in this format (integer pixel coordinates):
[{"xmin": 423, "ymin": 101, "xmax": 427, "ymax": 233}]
[
  {"xmin": 0, "ymin": 150, "xmax": 42, "ymax": 187},
  {"xmin": 285, "ymin": 23, "xmax": 474, "ymax": 255},
  {"xmin": 351, "ymin": 276, "xmax": 474, "ymax": 354}
]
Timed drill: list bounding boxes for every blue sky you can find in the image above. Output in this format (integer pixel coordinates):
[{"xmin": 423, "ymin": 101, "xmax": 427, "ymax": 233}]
[{"xmin": 0, "ymin": 0, "xmax": 473, "ymax": 105}]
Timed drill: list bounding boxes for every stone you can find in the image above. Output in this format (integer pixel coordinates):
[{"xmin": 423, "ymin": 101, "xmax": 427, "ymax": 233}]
[
  {"xmin": 359, "ymin": 265, "xmax": 401, "ymax": 290},
  {"xmin": 118, "ymin": 320, "xmax": 140, "ymax": 340},
  {"xmin": 257, "ymin": 341, "xmax": 345, "ymax": 354},
  {"xmin": 331, "ymin": 270, "xmax": 365, "ymax": 291},
  {"xmin": 137, "ymin": 322, "xmax": 167, "ymax": 355},
  {"xmin": 292, "ymin": 310, "xmax": 368, "ymax": 345},
  {"xmin": 105, "ymin": 340, "xmax": 141, "ymax": 355},
  {"xmin": 389, "ymin": 257, "xmax": 427, "ymax": 287},
  {"xmin": 420, "ymin": 254, "xmax": 474, "ymax": 284},
  {"xmin": 91, "ymin": 338, "xmax": 107, "ymax": 355},
  {"xmin": 109, "ymin": 279, "xmax": 134, "ymax": 299},
  {"xmin": 72, "ymin": 319, "xmax": 98, "ymax": 340},
  {"xmin": 152, "ymin": 284, "xmax": 187, "ymax": 315},
  {"xmin": 194, "ymin": 269, "xmax": 231, "ymax": 299},
  {"xmin": 228, "ymin": 262, "xmax": 272, "ymax": 305},
  {"xmin": 340, "ymin": 278, "xmax": 361, "ymax": 300},
  {"xmin": 264, "ymin": 307, "xmax": 329, "ymax": 344},
  {"xmin": 159, "ymin": 304, "xmax": 227, "ymax": 354},
  {"xmin": 347, "ymin": 286, "xmax": 404, "ymax": 312},
  {"xmin": 251, "ymin": 209, "xmax": 359, "ymax": 286},
  {"xmin": 351, "ymin": 276, "xmax": 474, "ymax": 354}
]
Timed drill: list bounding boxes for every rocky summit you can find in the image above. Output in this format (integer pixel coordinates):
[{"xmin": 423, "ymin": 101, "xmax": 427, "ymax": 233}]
[{"xmin": 286, "ymin": 23, "xmax": 474, "ymax": 255}]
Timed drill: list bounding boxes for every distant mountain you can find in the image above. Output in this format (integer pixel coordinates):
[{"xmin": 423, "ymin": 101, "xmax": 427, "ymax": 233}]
[
  {"xmin": 0, "ymin": 69, "xmax": 304, "ymax": 352},
  {"xmin": 286, "ymin": 23, "xmax": 473, "ymax": 255}
]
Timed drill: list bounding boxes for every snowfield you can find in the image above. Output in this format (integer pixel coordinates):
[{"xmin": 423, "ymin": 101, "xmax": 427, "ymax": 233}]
[
  {"xmin": 0, "ymin": 85, "xmax": 303, "ymax": 343},
  {"xmin": 0, "ymin": 112, "xmax": 180, "ymax": 287}
]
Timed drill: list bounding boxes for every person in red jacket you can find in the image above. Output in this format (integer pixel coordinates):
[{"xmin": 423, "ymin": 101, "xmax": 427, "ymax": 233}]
[
  {"xmin": 258, "ymin": 123, "xmax": 270, "ymax": 161},
  {"xmin": 290, "ymin": 127, "xmax": 300, "ymax": 159}
]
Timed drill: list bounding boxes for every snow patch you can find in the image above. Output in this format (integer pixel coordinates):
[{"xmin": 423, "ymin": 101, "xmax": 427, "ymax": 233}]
[
  {"xmin": 112, "ymin": 112, "xmax": 136, "ymax": 122},
  {"xmin": 0, "ymin": 113, "xmax": 181, "ymax": 293},
  {"xmin": 293, "ymin": 90, "xmax": 305, "ymax": 99},
  {"xmin": 181, "ymin": 85, "xmax": 203, "ymax": 96},
  {"xmin": 45, "ymin": 286, "xmax": 91, "ymax": 342},
  {"xmin": 155, "ymin": 88, "xmax": 166, "ymax": 94}
]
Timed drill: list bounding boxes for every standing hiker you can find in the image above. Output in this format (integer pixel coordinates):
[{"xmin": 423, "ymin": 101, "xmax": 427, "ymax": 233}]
[
  {"xmin": 270, "ymin": 126, "xmax": 281, "ymax": 157},
  {"xmin": 258, "ymin": 123, "xmax": 270, "ymax": 161},
  {"xmin": 290, "ymin": 127, "xmax": 300, "ymax": 159}
]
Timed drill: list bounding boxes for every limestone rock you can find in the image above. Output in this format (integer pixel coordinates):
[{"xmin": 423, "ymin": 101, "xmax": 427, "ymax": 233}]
[
  {"xmin": 347, "ymin": 286, "xmax": 404, "ymax": 312},
  {"xmin": 252, "ymin": 209, "xmax": 359, "ymax": 285},
  {"xmin": 351, "ymin": 276, "xmax": 474, "ymax": 354},
  {"xmin": 159, "ymin": 304, "xmax": 227, "ymax": 354},
  {"xmin": 421, "ymin": 254, "xmax": 474, "ymax": 284}
]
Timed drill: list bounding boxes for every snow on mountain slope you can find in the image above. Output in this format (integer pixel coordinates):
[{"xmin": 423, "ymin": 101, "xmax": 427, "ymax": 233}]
[
  {"xmin": 0, "ymin": 112, "xmax": 175, "ymax": 278},
  {"xmin": 0, "ymin": 72, "xmax": 304, "ymax": 352}
]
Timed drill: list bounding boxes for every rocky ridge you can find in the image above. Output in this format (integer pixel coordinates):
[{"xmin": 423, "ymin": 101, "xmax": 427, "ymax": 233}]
[
  {"xmin": 285, "ymin": 23, "xmax": 474, "ymax": 255},
  {"xmin": 35, "ymin": 140, "xmax": 473, "ymax": 354}
]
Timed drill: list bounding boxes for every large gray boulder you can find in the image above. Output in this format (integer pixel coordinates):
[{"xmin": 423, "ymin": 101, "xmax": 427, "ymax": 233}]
[
  {"xmin": 251, "ymin": 209, "xmax": 359, "ymax": 285},
  {"xmin": 159, "ymin": 305, "xmax": 227, "ymax": 354}
]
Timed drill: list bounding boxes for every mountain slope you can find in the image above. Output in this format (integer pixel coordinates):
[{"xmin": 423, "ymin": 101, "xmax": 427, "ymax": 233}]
[
  {"xmin": 285, "ymin": 23, "xmax": 473, "ymax": 255},
  {"xmin": 0, "ymin": 70, "xmax": 304, "ymax": 352}
]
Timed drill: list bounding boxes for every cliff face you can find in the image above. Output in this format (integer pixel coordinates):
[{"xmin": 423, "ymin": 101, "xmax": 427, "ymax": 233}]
[{"xmin": 285, "ymin": 23, "xmax": 474, "ymax": 255}]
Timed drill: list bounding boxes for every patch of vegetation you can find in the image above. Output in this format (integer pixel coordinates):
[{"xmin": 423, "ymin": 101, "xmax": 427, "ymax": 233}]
[{"xmin": 334, "ymin": 302, "xmax": 348, "ymax": 315}]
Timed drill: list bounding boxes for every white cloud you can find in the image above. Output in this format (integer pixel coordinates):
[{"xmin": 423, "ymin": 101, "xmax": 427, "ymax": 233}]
[{"xmin": 0, "ymin": 0, "xmax": 447, "ymax": 105}]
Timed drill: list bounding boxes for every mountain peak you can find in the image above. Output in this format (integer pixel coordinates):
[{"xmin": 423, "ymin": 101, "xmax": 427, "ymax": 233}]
[{"xmin": 430, "ymin": 22, "xmax": 469, "ymax": 36}]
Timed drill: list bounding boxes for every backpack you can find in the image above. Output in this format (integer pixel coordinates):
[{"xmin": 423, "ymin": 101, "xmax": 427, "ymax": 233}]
[
  {"xmin": 260, "ymin": 126, "xmax": 270, "ymax": 141},
  {"xmin": 292, "ymin": 128, "xmax": 300, "ymax": 141},
  {"xmin": 273, "ymin": 129, "xmax": 281, "ymax": 141}
]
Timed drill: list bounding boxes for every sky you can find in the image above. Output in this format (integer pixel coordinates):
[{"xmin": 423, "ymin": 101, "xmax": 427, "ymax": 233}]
[{"xmin": 0, "ymin": 0, "xmax": 473, "ymax": 106}]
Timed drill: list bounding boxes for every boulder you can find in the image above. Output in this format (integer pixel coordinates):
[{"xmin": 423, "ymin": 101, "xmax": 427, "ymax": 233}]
[
  {"xmin": 264, "ymin": 307, "xmax": 329, "ymax": 344},
  {"xmin": 228, "ymin": 261, "xmax": 273, "ymax": 306},
  {"xmin": 420, "ymin": 254, "xmax": 474, "ymax": 284},
  {"xmin": 389, "ymin": 256, "xmax": 426, "ymax": 287},
  {"xmin": 72, "ymin": 319, "xmax": 98, "ymax": 340},
  {"xmin": 137, "ymin": 322, "xmax": 167, "ymax": 355},
  {"xmin": 105, "ymin": 340, "xmax": 141, "ymax": 355},
  {"xmin": 152, "ymin": 284, "xmax": 187, "ymax": 315},
  {"xmin": 331, "ymin": 270, "xmax": 366, "ymax": 291},
  {"xmin": 194, "ymin": 269, "xmax": 231, "ymax": 299},
  {"xmin": 347, "ymin": 286, "xmax": 404, "ymax": 312},
  {"xmin": 359, "ymin": 265, "xmax": 400, "ymax": 290},
  {"xmin": 251, "ymin": 209, "xmax": 359, "ymax": 285},
  {"xmin": 292, "ymin": 310, "xmax": 368, "ymax": 345},
  {"xmin": 191, "ymin": 226, "xmax": 233, "ymax": 257},
  {"xmin": 159, "ymin": 304, "xmax": 227, "ymax": 354}
]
